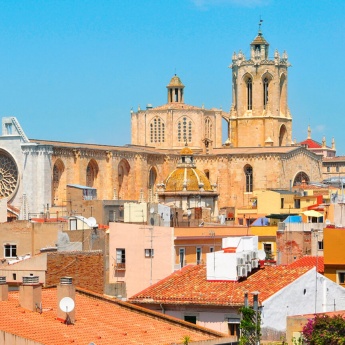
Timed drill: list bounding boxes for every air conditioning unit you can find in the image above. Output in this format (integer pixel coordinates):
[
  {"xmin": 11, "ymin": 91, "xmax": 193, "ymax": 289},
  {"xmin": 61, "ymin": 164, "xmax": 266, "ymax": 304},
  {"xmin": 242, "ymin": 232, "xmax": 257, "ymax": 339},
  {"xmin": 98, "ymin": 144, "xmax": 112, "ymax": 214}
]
[
  {"xmin": 237, "ymin": 257, "xmax": 244, "ymax": 265},
  {"xmin": 252, "ymin": 251, "xmax": 258, "ymax": 259},
  {"xmin": 237, "ymin": 265, "xmax": 248, "ymax": 277},
  {"xmin": 246, "ymin": 263, "xmax": 252, "ymax": 272},
  {"xmin": 252, "ymin": 259, "xmax": 259, "ymax": 268}
]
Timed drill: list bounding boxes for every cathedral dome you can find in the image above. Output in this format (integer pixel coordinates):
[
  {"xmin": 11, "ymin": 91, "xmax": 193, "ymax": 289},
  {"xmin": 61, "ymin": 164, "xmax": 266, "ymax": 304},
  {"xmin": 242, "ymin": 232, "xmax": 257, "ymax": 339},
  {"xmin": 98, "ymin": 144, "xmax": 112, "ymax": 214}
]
[
  {"xmin": 180, "ymin": 146, "xmax": 193, "ymax": 155},
  {"xmin": 164, "ymin": 167, "xmax": 213, "ymax": 192}
]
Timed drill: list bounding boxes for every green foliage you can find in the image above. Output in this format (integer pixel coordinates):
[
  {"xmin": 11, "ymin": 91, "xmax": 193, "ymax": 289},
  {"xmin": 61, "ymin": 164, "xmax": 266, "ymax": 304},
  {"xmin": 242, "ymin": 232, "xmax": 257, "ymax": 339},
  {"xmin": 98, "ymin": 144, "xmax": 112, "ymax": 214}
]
[
  {"xmin": 182, "ymin": 335, "xmax": 191, "ymax": 345},
  {"xmin": 239, "ymin": 306, "xmax": 261, "ymax": 345},
  {"xmin": 302, "ymin": 314, "xmax": 345, "ymax": 345}
]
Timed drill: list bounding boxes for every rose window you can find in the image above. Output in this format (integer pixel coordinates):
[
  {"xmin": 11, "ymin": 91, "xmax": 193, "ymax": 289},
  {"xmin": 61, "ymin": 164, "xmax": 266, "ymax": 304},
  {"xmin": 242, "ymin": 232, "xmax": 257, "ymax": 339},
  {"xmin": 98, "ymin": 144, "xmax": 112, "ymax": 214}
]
[{"xmin": 0, "ymin": 151, "xmax": 19, "ymax": 199}]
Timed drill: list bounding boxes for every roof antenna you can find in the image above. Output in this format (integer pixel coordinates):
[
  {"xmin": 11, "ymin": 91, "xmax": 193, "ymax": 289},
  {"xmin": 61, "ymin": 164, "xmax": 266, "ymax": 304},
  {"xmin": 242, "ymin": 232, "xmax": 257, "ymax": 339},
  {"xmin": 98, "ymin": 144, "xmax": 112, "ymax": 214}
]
[
  {"xmin": 258, "ymin": 16, "xmax": 263, "ymax": 35},
  {"xmin": 174, "ymin": 67, "xmax": 176, "ymax": 76}
]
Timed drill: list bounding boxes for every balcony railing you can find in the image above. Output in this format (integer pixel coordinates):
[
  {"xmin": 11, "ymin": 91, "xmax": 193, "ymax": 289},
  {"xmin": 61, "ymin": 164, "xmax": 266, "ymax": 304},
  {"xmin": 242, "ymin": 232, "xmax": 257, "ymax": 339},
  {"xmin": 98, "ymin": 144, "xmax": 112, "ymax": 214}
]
[{"xmin": 114, "ymin": 262, "xmax": 126, "ymax": 270}]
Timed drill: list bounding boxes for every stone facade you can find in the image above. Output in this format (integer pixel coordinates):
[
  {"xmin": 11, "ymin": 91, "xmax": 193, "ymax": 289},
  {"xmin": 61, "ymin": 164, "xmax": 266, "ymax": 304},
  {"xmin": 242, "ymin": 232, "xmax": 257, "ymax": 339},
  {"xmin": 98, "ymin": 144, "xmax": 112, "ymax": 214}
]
[{"xmin": 0, "ymin": 30, "xmax": 326, "ymax": 218}]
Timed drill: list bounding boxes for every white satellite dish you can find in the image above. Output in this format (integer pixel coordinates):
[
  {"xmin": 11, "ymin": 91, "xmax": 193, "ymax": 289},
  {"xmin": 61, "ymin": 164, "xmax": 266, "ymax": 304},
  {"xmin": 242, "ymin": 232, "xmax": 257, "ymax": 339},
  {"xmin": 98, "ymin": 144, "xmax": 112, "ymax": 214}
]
[
  {"xmin": 325, "ymin": 219, "xmax": 331, "ymax": 225},
  {"xmin": 59, "ymin": 297, "xmax": 75, "ymax": 312},
  {"xmin": 187, "ymin": 209, "xmax": 192, "ymax": 216},
  {"xmin": 88, "ymin": 217, "xmax": 97, "ymax": 227},
  {"xmin": 258, "ymin": 249, "xmax": 266, "ymax": 260},
  {"xmin": 150, "ymin": 207, "xmax": 155, "ymax": 214}
]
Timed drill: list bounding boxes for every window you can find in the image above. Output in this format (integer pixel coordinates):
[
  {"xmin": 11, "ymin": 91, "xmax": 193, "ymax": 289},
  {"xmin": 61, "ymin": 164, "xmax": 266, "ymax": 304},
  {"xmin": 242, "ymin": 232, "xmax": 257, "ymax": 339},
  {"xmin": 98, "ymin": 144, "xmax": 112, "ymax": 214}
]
[
  {"xmin": 281, "ymin": 198, "xmax": 284, "ymax": 209},
  {"xmin": 4, "ymin": 244, "xmax": 17, "ymax": 258},
  {"xmin": 318, "ymin": 240, "xmax": 324, "ymax": 250},
  {"xmin": 150, "ymin": 117, "xmax": 165, "ymax": 143},
  {"xmin": 12, "ymin": 273, "xmax": 16, "ymax": 280},
  {"xmin": 145, "ymin": 249, "xmax": 154, "ymax": 258},
  {"xmin": 184, "ymin": 315, "xmax": 197, "ymax": 324},
  {"xmin": 178, "ymin": 117, "xmax": 192, "ymax": 142},
  {"xmin": 263, "ymin": 243, "xmax": 272, "ymax": 260},
  {"xmin": 338, "ymin": 271, "xmax": 345, "ymax": 284},
  {"xmin": 294, "ymin": 199, "xmax": 301, "ymax": 209},
  {"xmin": 327, "ymin": 166, "xmax": 330, "ymax": 172},
  {"xmin": 109, "ymin": 210, "xmax": 116, "ymax": 222},
  {"xmin": 336, "ymin": 166, "xmax": 340, "ymax": 173},
  {"xmin": 179, "ymin": 248, "xmax": 185, "ymax": 268},
  {"xmin": 196, "ymin": 247, "xmax": 202, "ymax": 264},
  {"xmin": 210, "ymin": 247, "xmax": 214, "ymax": 253},
  {"xmin": 204, "ymin": 117, "xmax": 212, "ymax": 139},
  {"xmin": 247, "ymin": 78, "xmax": 252, "ymax": 110},
  {"xmin": 5, "ymin": 123, "xmax": 12, "ymax": 135},
  {"xmin": 263, "ymin": 77, "xmax": 269, "ymax": 109},
  {"xmin": 244, "ymin": 165, "xmax": 253, "ymax": 193},
  {"xmin": 70, "ymin": 219, "xmax": 77, "ymax": 230},
  {"xmin": 116, "ymin": 248, "xmax": 126, "ymax": 269}
]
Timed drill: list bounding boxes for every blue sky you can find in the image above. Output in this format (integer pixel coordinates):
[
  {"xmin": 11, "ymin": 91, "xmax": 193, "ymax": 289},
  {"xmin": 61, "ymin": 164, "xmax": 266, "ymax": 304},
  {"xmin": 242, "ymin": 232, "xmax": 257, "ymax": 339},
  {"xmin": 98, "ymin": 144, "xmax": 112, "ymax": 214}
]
[{"xmin": 0, "ymin": 0, "xmax": 344, "ymax": 154}]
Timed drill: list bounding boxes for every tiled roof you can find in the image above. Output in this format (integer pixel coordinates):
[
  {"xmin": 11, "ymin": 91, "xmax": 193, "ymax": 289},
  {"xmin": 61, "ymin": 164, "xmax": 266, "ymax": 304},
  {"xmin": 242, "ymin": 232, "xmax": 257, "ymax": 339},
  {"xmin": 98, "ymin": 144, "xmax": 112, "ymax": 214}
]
[
  {"xmin": 130, "ymin": 265, "xmax": 310, "ymax": 307},
  {"xmin": 0, "ymin": 288, "xmax": 224, "ymax": 345},
  {"xmin": 287, "ymin": 256, "xmax": 324, "ymax": 273},
  {"xmin": 299, "ymin": 138, "xmax": 323, "ymax": 149}
]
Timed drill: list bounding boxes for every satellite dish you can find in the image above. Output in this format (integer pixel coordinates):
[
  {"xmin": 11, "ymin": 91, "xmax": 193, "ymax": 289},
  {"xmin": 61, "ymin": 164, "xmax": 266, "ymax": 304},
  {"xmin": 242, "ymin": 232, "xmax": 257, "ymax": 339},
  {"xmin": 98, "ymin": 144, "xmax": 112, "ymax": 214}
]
[
  {"xmin": 258, "ymin": 249, "xmax": 266, "ymax": 260},
  {"xmin": 150, "ymin": 207, "xmax": 154, "ymax": 214},
  {"xmin": 187, "ymin": 210, "xmax": 192, "ymax": 216},
  {"xmin": 59, "ymin": 297, "xmax": 75, "ymax": 312},
  {"xmin": 325, "ymin": 219, "xmax": 331, "ymax": 225},
  {"xmin": 88, "ymin": 217, "xmax": 97, "ymax": 227}
]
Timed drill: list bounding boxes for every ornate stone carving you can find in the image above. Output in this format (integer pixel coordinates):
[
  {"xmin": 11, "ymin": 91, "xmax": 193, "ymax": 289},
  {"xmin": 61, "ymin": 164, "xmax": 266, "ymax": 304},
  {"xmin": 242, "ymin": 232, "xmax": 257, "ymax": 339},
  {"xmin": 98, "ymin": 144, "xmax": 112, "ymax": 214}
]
[{"xmin": 0, "ymin": 151, "xmax": 19, "ymax": 199}]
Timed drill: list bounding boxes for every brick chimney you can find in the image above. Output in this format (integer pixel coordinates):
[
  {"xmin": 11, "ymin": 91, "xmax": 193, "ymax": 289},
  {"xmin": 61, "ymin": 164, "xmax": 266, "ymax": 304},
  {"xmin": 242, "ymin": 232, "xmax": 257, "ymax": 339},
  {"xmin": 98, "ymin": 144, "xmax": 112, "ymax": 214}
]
[
  {"xmin": 0, "ymin": 276, "xmax": 8, "ymax": 301},
  {"xmin": 19, "ymin": 276, "xmax": 42, "ymax": 312},
  {"xmin": 57, "ymin": 277, "xmax": 76, "ymax": 324}
]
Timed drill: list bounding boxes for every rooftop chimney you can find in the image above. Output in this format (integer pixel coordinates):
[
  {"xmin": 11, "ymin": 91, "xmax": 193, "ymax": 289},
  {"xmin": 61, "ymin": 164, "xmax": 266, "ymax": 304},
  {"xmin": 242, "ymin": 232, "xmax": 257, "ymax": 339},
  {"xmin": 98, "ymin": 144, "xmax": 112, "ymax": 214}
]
[
  {"xmin": 0, "ymin": 276, "xmax": 8, "ymax": 301},
  {"xmin": 19, "ymin": 276, "xmax": 42, "ymax": 312},
  {"xmin": 57, "ymin": 277, "xmax": 76, "ymax": 324}
]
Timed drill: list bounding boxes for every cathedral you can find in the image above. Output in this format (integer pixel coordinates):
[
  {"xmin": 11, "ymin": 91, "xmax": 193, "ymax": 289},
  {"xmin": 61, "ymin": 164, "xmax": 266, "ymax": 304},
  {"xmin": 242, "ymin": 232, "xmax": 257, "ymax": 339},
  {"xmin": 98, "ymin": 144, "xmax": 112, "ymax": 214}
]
[{"xmin": 0, "ymin": 28, "xmax": 323, "ymax": 220}]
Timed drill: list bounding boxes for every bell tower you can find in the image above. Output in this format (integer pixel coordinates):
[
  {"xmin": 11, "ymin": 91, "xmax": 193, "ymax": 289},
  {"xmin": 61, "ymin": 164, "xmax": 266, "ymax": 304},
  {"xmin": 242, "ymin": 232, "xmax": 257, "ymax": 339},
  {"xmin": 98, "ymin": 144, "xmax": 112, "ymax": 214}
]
[
  {"xmin": 228, "ymin": 24, "xmax": 292, "ymax": 147},
  {"xmin": 167, "ymin": 74, "xmax": 184, "ymax": 103}
]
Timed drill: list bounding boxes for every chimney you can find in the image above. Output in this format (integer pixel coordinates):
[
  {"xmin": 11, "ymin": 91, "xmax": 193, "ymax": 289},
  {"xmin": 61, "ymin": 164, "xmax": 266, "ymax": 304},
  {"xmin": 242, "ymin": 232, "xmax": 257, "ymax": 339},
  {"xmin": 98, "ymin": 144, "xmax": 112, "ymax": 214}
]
[
  {"xmin": 57, "ymin": 277, "xmax": 76, "ymax": 324},
  {"xmin": 19, "ymin": 276, "xmax": 42, "ymax": 311},
  {"xmin": 0, "ymin": 276, "xmax": 8, "ymax": 301}
]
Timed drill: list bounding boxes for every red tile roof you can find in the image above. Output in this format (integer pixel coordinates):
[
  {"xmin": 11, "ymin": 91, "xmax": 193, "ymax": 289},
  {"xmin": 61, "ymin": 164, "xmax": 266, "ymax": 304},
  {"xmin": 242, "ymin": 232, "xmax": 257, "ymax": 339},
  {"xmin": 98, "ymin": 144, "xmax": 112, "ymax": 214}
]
[
  {"xmin": 287, "ymin": 256, "xmax": 324, "ymax": 273},
  {"xmin": 0, "ymin": 287, "xmax": 224, "ymax": 345},
  {"xmin": 130, "ymin": 265, "xmax": 311, "ymax": 307},
  {"xmin": 299, "ymin": 138, "xmax": 323, "ymax": 149}
]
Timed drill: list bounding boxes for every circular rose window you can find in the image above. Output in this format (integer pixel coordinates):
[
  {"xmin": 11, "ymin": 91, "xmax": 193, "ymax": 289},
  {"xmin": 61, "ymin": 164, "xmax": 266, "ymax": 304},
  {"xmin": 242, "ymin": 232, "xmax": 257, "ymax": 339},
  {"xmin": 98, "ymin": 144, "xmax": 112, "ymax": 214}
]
[{"xmin": 0, "ymin": 150, "xmax": 19, "ymax": 199}]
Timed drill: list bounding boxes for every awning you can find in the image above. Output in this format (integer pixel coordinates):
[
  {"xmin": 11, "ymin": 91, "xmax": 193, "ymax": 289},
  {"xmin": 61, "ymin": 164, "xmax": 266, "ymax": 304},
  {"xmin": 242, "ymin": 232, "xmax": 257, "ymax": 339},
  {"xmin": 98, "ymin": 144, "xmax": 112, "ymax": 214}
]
[{"xmin": 303, "ymin": 210, "xmax": 323, "ymax": 217}]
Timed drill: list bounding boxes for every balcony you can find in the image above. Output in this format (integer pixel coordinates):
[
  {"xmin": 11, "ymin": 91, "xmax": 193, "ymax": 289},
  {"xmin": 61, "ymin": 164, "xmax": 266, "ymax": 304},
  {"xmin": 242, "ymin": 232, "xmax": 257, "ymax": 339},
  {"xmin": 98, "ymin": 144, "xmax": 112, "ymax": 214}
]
[{"xmin": 114, "ymin": 262, "xmax": 126, "ymax": 270}]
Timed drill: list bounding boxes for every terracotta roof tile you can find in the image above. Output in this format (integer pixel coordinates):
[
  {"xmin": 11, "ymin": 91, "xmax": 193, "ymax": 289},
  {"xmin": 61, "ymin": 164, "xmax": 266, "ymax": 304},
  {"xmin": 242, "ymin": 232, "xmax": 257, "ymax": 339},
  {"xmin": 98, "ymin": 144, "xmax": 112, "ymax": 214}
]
[
  {"xmin": 287, "ymin": 256, "xmax": 324, "ymax": 273},
  {"xmin": 299, "ymin": 139, "xmax": 323, "ymax": 149},
  {"xmin": 130, "ymin": 264, "xmax": 311, "ymax": 306},
  {"xmin": 0, "ymin": 288, "xmax": 223, "ymax": 344}
]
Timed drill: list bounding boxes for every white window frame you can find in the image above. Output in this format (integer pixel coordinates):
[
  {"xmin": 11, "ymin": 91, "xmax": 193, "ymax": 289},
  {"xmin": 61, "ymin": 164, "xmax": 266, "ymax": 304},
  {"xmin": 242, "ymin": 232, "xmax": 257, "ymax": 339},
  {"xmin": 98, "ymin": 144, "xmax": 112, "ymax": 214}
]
[
  {"xmin": 4, "ymin": 243, "xmax": 17, "ymax": 258},
  {"xmin": 336, "ymin": 270, "xmax": 345, "ymax": 284}
]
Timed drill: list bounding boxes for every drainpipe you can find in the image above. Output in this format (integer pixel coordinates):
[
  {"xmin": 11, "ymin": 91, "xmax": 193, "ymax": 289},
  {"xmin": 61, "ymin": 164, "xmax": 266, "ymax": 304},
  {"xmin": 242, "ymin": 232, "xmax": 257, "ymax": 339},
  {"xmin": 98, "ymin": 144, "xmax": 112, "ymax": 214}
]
[{"xmin": 160, "ymin": 303, "xmax": 165, "ymax": 314}]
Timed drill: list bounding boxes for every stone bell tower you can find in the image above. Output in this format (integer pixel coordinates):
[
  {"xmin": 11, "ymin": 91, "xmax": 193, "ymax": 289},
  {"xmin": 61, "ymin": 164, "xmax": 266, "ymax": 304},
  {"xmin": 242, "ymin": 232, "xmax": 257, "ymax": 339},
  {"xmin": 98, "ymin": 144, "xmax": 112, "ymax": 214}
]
[{"xmin": 228, "ymin": 24, "xmax": 292, "ymax": 148}]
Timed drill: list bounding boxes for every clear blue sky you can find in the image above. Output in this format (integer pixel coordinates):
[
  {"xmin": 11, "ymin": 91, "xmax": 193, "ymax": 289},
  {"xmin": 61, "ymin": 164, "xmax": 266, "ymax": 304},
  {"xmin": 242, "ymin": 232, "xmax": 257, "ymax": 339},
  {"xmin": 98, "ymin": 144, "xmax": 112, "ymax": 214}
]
[{"xmin": 1, "ymin": 0, "xmax": 344, "ymax": 154}]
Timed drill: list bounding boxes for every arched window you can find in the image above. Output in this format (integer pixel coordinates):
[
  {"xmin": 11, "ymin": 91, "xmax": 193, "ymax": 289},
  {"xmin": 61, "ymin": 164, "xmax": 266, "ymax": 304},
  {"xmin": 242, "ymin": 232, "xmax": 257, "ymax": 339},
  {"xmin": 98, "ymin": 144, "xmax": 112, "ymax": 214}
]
[
  {"xmin": 178, "ymin": 117, "xmax": 192, "ymax": 142},
  {"xmin": 118, "ymin": 159, "xmax": 131, "ymax": 199},
  {"xmin": 247, "ymin": 78, "xmax": 252, "ymax": 110},
  {"xmin": 205, "ymin": 117, "xmax": 212, "ymax": 139},
  {"xmin": 244, "ymin": 165, "xmax": 253, "ymax": 193},
  {"xmin": 52, "ymin": 159, "xmax": 65, "ymax": 206},
  {"xmin": 86, "ymin": 160, "xmax": 98, "ymax": 187},
  {"xmin": 148, "ymin": 167, "xmax": 157, "ymax": 189},
  {"xmin": 279, "ymin": 125, "xmax": 287, "ymax": 146},
  {"xmin": 293, "ymin": 172, "xmax": 310, "ymax": 186},
  {"xmin": 150, "ymin": 117, "xmax": 165, "ymax": 143},
  {"xmin": 263, "ymin": 77, "xmax": 269, "ymax": 109}
]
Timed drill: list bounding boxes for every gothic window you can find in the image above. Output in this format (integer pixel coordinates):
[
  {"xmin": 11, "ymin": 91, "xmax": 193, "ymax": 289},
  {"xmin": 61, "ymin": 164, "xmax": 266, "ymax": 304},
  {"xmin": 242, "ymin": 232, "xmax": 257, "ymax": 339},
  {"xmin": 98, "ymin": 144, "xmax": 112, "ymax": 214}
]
[
  {"xmin": 293, "ymin": 172, "xmax": 310, "ymax": 186},
  {"xmin": 86, "ymin": 160, "xmax": 98, "ymax": 187},
  {"xmin": 247, "ymin": 78, "xmax": 252, "ymax": 110},
  {"xmin": 244, "ymin": 165, "xmax": 253, "ymax": 193},
  {"xmin": 263, "ymin": 77, "xmax": 269, "ymax": 109},
  {"xmin": 150, "ymin": 117, "xmax": 165, "ymax": 143},
  {"xmin": 178, "ymin": 117, "xmax": 192, "ymax": 142},
  {"xmin": 205, "ymin": 117, "xmax": 212, "ymax": 139}
]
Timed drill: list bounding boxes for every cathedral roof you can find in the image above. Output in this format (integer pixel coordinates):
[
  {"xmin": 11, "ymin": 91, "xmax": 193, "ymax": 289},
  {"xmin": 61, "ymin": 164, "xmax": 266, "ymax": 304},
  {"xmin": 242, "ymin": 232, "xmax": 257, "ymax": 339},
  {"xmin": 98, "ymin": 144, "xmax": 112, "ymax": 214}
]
[
  {"xmin": 180, "ymin": 146, "xmax": 193, "ymax": 155},
  {"xmin": 167, "ymin": 74, "xmax": 184, "ymax": 87},
  {"xmin": 164, "ymin": 167, "xmax": 213, "ymax": 192}
]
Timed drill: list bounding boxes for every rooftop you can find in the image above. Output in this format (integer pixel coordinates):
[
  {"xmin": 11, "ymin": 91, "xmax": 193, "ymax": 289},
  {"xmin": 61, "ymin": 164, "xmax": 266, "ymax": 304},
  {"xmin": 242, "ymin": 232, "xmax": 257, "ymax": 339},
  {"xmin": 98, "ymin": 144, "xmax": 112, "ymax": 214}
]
[
  {"xmin": 287, "ymin": 255, "xmax": 324, "ymax": 273},
  {"xmin": 0, "ymin": 287, "xmax": 224, "ymax": 345},
  {"xmin": 130, "ymin": 264, "xmax": 310, "ymax": 307}
]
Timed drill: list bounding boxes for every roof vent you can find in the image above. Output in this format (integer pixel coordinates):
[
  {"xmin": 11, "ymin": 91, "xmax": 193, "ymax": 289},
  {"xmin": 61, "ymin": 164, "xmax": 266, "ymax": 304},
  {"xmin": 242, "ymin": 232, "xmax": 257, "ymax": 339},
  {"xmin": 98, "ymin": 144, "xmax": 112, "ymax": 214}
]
[
  {"xmin": 0, "ymin": 276, "xmax": 6, "ymax": 285},
  {"xmin": 22, "ymin": 276, "xmax": 39, "ymax": 285},
  {"xmin": 60, "ymin": 277, "xmax": 73, "ymax": 285}
]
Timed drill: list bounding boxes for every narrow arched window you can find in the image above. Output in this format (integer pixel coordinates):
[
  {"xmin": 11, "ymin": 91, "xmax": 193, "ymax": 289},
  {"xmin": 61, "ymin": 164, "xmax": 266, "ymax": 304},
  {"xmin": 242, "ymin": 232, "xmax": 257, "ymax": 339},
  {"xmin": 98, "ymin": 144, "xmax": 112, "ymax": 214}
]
[
  {"xmin": 247, "ymin": 78, "xmax": 252, "ymax": 110},
  {"xmin": 263, "ymin": 78, "xmax": 269, "ymax": 109},
  {"xmin": 205, "ymin": 117, "xmax": 212, "ymax": 139},
  {"xmin": 150, "ymin": 117, "xmax": 165, "ymax": 143},
  {"xmin": 244, "ymin": 165, "xmax": 253, "ymax": 193}
]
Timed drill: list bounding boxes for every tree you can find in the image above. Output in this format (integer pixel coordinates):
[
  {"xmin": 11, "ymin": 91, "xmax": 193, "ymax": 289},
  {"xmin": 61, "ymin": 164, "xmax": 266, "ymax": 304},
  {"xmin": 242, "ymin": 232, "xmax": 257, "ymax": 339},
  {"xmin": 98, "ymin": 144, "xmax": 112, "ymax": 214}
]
[
  {"xmin": 239, "ymin": 306, "xmax": 261, "ymax": 345},
  {"xmin": 301, "ymin": 314, "xmax": 345, "ymax": 345}
]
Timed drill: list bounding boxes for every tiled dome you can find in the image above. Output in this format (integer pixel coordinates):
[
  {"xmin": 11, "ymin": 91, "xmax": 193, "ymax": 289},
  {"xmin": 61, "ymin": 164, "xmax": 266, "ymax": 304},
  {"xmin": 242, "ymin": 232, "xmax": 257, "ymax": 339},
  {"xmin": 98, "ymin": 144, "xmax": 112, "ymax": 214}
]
[
  {"xmin": 167, "ymin": 75, "xmax": 184, "ymax": 87},
  {"xmin": 164, "ymin": 167, "xmax": 213, "ymax": 192}
]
